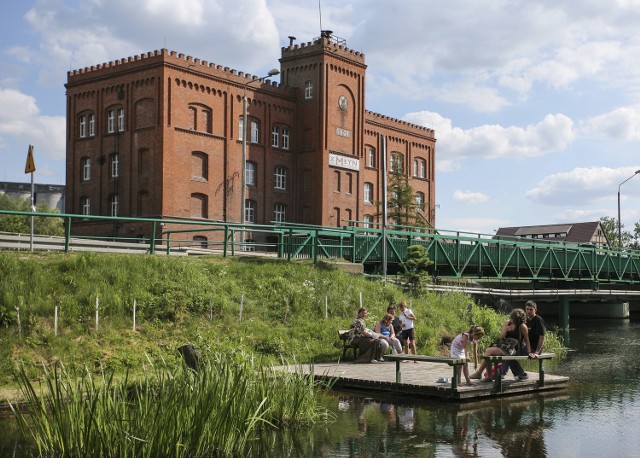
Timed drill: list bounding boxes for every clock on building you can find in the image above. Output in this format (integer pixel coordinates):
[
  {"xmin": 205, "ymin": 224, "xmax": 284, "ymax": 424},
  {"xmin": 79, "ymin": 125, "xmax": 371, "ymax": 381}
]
[{"xmin": 338, "ymin": 95, "xmax": 348, "ymax": 110}]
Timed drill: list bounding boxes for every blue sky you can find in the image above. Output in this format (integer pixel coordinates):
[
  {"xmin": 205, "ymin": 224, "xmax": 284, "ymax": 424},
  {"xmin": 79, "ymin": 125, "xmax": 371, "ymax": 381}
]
[{"xmin": 1, "ymin": 0, "xmax": 640, "ymax": 235}]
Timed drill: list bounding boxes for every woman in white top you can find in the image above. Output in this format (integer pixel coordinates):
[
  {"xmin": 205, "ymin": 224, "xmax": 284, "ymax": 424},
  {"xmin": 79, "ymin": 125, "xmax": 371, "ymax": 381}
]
[{"xmin": 450, "ymin": 325, "xmax": 485, "ymax": 385}]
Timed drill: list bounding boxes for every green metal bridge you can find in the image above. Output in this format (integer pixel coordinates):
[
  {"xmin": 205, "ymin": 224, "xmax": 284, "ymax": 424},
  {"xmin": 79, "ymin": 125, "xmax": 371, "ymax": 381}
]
[{"xmin": 2, "ymin": 209, "xmax": 640, "ymax": 286}]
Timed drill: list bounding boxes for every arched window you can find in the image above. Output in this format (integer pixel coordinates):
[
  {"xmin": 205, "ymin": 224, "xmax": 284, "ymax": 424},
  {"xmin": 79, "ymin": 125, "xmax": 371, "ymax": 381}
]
[
  {"xmin": 274, "ymin": 167, "xmax": 287, "ymax": 190},
  {"xmin": 192, "ymin": 152, "xmax": 208, "ymax": 181},
  {"xmin": 191, "ymin": 193, "xmax": 208, "ymax": 218},
  {"xmin": 364, "ymin": 182, "xmax": 373, "ymax": 204},
  {"xmin": 390, "ymin": 152, "xmax": 403, "ymax": 173},
  {"xmin": 415, "ymin": 192, "xmax": 425, "ymax": 211},
  {"xmin": 413, "ymin": 158, "xmax": 427, "ymax": 179},
  {"xmin": 245, "ymin": 199, "xmax": 256, "ymax": 223},
  {"xmin": 246, "ymin": 161, "xmax": 257, "ymax": 186}
]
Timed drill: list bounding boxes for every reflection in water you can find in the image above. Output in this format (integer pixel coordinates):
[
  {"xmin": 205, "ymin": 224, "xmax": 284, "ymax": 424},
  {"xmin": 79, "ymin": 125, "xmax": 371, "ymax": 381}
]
[{"xmin": 322, "ymin": 392, "xmax": 558, "ymax": 457}]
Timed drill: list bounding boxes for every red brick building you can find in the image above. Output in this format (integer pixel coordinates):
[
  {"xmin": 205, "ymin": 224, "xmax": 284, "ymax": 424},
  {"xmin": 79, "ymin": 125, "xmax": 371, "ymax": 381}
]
[{"xmin": 65, "ymin": 31, "xmax": 436, "ymax": 244}]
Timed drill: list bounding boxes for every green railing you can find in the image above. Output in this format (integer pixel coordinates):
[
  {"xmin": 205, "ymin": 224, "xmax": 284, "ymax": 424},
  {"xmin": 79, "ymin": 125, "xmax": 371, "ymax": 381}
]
[{"xmin": 2, "ymin": 209, "xmax": 640, "ymax": 283}]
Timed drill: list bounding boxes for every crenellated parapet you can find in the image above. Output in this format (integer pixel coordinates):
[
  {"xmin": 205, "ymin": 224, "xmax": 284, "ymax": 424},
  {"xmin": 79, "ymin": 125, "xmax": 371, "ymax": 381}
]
[
  {"xmin": 365, "ymin": 110, "xmax": 435, "ymax": 137},
  {"xmin": 281, "ymin": 32, "xmax": 365, "ymax": 66},
  {"xmin": 67, "ymin": 48, "xmax": 288, "ymax": 94}
]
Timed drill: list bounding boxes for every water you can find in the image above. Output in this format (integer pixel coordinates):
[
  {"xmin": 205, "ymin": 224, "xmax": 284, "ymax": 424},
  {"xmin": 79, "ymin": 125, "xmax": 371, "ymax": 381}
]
[
  {"xmin": 3, "ymin": 318, "xmax": 640, "ymax": 457},
  {"xmin": 312, "ymin": 318, "xmax": 640, "ymax": 457}
]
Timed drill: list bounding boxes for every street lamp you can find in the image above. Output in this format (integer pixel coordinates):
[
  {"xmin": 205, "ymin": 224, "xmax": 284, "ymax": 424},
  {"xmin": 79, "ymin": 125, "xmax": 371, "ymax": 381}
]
[
  {"xmin": 617, "ymin": 169, "xmax": 640, "ymax": 247},
  {"xmin": 240, "ymin": 68, "xmax": 279, "ymax": 247}
]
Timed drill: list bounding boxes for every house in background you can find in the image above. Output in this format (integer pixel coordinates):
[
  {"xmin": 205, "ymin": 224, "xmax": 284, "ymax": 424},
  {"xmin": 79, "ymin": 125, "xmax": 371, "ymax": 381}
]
[{"xmin": 494, "ymin": 221, "xmax": 610, "ymax": 247}]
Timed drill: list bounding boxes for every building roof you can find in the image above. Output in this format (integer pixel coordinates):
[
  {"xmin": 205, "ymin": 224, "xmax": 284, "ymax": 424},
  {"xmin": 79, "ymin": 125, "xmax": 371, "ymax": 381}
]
[{"xmin": 495, "ymin": 221, "xmax": 609, "ymax": 244}]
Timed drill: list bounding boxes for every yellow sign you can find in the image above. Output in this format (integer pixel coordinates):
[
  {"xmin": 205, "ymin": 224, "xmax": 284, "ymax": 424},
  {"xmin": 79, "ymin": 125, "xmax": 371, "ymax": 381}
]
[{"xmin": 25, "ymin": 145, "xmax": 36, "ymax": 173}]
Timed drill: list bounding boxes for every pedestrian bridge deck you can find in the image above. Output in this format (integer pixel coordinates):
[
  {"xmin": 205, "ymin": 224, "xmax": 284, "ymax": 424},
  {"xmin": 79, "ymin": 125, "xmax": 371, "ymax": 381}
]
[{"xmin": 279, "ymin": 360, "xmax": 568, "ymax": 402}]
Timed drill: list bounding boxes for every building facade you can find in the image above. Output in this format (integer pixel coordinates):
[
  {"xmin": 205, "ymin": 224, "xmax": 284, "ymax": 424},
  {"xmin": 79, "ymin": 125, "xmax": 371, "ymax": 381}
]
[{"xmin": 65, "ymin": 32, "xmax": 436, "ymax": 243}]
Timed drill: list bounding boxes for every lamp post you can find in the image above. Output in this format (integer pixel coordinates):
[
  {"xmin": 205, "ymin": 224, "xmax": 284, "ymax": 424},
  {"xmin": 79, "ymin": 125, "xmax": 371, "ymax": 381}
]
[
  {"xmin": 617, "ymin": 169, "xmax": 640, "ymax": 247},
  {"xmin": 240, "ymin": 68, "xmax": 279, "ymax": 247}
]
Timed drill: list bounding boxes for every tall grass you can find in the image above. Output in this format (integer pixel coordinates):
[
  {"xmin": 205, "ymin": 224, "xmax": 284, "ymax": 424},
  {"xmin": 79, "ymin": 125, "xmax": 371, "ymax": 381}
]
[{"xmin": 10, "ymin": 353, "xmax": 333, "ymax": 457}]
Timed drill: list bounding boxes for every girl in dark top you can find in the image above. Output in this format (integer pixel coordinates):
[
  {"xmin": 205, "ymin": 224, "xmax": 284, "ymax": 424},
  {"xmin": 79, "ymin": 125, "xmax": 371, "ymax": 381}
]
[{"xmin": 470, "ymin": 308, "xmax": 532, "ymax": 380}]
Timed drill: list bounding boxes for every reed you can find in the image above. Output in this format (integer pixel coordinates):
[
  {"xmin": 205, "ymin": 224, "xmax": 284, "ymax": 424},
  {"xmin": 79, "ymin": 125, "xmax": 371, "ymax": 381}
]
[{"xmin": 10, "ymin": 353, "xmax": 332, "ymax": 457}]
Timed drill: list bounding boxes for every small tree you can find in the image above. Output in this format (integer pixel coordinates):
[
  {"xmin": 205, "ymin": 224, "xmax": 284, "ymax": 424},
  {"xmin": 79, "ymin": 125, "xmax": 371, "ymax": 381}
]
[
  {"xmin": 402, "ymin": 244, "xmax": 433, "ymax": 292},
  {"xmin": 376, "ymin": 162, "xmax": 428, "ymax": 230},
  {"xmin": 600, "ymin": 216, "xmax": 632, "ymax": 248}
]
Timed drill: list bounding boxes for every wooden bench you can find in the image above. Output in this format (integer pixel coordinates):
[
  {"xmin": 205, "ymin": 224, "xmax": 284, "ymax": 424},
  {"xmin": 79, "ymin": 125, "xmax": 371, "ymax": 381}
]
[
  {"xmin": 482, "ymin": 353, "xmax": 555, "ymax": 391},
  {"xmin": 338, "ymin": 330, "xmax": 358, "ymax": 360},
  {"xmin": 384, "ymin": 354, "xmax": 468, "ymax": 389}
]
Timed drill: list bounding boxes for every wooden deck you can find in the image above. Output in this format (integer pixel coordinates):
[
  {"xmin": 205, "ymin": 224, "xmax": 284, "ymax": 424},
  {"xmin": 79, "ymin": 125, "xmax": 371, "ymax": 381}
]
[{"xmin": 280, "ymin": 360, "xmax": 569, "ymax": 401}]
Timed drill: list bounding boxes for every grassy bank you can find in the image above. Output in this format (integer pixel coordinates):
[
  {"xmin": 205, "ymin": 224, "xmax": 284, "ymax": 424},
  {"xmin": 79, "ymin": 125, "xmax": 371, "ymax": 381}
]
[{"xmin": 0, "ymin": 251, "xmax": 563, "ymax": 393}]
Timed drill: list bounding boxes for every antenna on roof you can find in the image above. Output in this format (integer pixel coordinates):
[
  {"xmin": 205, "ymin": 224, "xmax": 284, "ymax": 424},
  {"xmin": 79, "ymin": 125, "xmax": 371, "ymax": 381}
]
[{"xmin": 318, "ymin": 0, "xmax": 322, "ymax": 33}]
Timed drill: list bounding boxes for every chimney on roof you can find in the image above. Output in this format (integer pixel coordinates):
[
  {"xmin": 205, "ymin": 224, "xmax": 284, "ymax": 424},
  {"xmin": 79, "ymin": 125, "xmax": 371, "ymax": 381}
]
[{"xmin": 288, "ymin": 36, "xmax": 296, "ymax": 46}]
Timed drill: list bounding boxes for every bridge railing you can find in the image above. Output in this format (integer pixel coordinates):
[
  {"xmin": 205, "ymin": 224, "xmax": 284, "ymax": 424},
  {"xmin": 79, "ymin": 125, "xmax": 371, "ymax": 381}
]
[{"xmin": 2, "ymin": 209, "xmax": 640, "ymax": 282}]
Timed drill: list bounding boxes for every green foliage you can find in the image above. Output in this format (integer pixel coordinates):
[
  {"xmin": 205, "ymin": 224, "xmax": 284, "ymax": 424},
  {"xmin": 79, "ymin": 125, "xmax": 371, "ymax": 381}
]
[
  {"xmin": 0, "ymin": 194, "xmax": 64, "ymax": 236},
  {"xmin": 402, "ymin": 244, "xmax": 434, "ymax": 292},
  {"xmin": 10, "ymin": 354, "xmax": 332, "ymax": 457}
]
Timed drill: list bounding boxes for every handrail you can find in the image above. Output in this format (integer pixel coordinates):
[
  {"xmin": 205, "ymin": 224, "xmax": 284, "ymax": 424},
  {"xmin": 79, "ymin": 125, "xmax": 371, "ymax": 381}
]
[{"xmin": 2, "ymin": 209, "xmax": 640, "ymax": 283}]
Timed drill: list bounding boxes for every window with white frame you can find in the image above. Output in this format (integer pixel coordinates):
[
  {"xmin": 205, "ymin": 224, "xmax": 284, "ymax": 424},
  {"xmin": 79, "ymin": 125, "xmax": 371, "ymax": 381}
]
[
  {"xmin": 81, "ymin": 197, "xmax": 90, "ymax": 215},
  {"xmin": 238, "ymin": 117, "xmax": 244, "ymax": 141},
  {"xmin": 274, "ymin": 167, "xmax": 287, "ymax": 190},
  {"xmin": 273, "ymin": 203, "xmax": 286, "ymax": 222},
  {"xmin": 246, "ymin": 161, "xmax": 256, "ymax": 186},
  {"xmin": 364, "ymin": 182, "xmax": 373, "ymax": 204},
  {"xmin": 282, "ymin": 128, "xmax": 289, "ymax": 150},
  {"xmin": 245, "ymin": 199, "xmax": 256, "ymax": 223},
  {"xmin": 367, "ymin": 147, "xmax": 375, "ymax": 168},
  {"xmin": 415, "ymin": 192, "xmax": 425, "ymax": 211},
  {"xmin": 363, "ymin": 214, "xmax": 373, "ymax": 228},
  {"xmin": 110, "ymin": 194, "xmax": 119, "ymax": 217},
  {"xmin": 304, "ymin": 80, "xmax": 313, "ymax": 99},
  {"xmin": 414, "ymin": 158, "xmax": 426, "ymax": 178},
  {"xmin": 107, "ymin": 110, "xmax": 115, "ymax": 133},
  {"xmin": 79, "ymin": 115, "xmax": 87, "ymax": 138},
  {"xmin": 82, "ymin": 157, "xmax": 91, "ymax": 181},
  {"xmin": 89, "ymin": 114, "xmax": 95, "ymax": 137},
  {"xmin": 390, "ymin": 153, "xmax": 403, "ymax": 173},
  {"xmin": 250, "ymin": 120, "xmax": 259, "ymax": 143},
  {"xmin": 117, "ymin": 108, "xmax": 125, "ymax": 132},
  {"xmin": 111, "ymin": 153, "xmax": 119, "ymax": 178},
  {"xmin": 272, "ymin": 126, "xmax": 279, "ymax": 147}
]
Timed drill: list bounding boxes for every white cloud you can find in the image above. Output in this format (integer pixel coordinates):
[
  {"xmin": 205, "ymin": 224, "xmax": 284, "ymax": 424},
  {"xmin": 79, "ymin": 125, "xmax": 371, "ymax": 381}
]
[
  {"xmin": 526, "ymin": 166, "xmax": 640, "ymax": 206},
  {"xmin": 0, "ymin": 88, "xmax": 65, "ymax": 160},
  {"xmin": 453, "ymin": 190, "xmax": 489, "ymax": 204},
  {"xmin": 404, "ymin": 111, "xmax": 575, "ymax": 170},
  {"xmin": 23, "ymin": 0, "xmax": 281, "ymax": 88},
  {"xmin": 441, "ymin": 216, "xmax": 510, "ymax": 236},
  {"xmin": 580, "ymin": 106, "xmax": 640, "ymax": 140}
]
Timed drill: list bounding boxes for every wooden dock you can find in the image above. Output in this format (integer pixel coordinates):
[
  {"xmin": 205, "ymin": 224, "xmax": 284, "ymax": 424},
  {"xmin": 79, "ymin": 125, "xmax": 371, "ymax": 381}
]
[{"xmin": 281, "ymin": 360, "xmax": 569, "ymax": 401}]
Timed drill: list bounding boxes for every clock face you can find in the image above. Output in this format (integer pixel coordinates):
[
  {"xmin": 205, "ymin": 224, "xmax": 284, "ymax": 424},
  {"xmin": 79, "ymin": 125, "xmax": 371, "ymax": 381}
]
[{"xmin": 338, "ymin": 95, "xmax": 348, "ymax": 110}]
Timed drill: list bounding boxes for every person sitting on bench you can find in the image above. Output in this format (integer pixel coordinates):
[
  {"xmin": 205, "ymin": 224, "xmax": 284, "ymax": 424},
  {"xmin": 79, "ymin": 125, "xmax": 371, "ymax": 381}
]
[
  {"xmin": 375, "ymin": 313, "xmax": 404, "ymax": 355},
  {"xmin": 350, "ymin": 307, "xmax": 385, "ymax": 363},
  {"xmin": 470, "ymin": 308, "xmax": 532, "ymax": 381}
]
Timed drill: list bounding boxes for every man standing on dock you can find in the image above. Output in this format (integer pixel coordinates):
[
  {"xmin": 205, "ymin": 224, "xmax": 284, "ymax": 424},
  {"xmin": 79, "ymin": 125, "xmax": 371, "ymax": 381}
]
[{"xmin": 525, "ymin": 300, "xmax": 546, "ymax": 356}]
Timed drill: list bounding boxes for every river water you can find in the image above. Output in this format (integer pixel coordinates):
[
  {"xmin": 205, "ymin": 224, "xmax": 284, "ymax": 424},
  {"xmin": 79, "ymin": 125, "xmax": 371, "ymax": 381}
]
[{"xmin": 2, "ymin": 318, "xmax": 640, "ymax": 457}]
